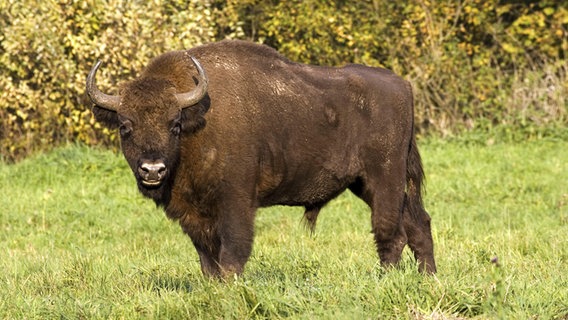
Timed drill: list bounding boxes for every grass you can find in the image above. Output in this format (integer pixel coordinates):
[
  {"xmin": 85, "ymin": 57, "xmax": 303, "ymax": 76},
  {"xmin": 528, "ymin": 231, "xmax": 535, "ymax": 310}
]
[{"xmin": 1, "ymin": 138, "xmax": 567, "ymax": 319}]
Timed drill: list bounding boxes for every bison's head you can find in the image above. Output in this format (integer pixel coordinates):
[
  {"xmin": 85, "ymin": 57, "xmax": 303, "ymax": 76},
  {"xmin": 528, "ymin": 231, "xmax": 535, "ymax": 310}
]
[{"xmin": 86, "ymin": 55, "xmax": 208, "ymax": 203}]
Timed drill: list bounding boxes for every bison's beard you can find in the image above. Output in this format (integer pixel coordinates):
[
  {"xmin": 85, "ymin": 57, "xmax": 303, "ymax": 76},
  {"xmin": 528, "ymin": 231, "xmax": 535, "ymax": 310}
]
[{"xmin": 137, "ymin": 178, "xmax": 172, "ymax": 207}]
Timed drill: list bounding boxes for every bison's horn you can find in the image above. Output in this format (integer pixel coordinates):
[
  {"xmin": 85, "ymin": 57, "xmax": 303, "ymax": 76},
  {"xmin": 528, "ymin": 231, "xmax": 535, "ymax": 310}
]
[
  {"xmin": 86, "ymin": 60, "xmax": 121, "ymax": 111},
  {"xmin": 176, "ymin": 56, "xmax": 209, "ymax": 109}
]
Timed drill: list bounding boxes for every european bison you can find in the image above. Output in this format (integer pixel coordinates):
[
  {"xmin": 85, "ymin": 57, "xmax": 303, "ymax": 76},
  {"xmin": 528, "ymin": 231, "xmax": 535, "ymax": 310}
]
[{"xmin": 87, "ymin": 40, "xmax": 436, "ymax": 277}]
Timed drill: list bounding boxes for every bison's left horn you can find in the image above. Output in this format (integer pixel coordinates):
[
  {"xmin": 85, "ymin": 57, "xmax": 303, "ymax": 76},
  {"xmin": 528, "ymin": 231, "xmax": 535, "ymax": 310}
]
[
  {"xmin": 176, "ymin": 56, "xmax": 209, "ymax": 109},
  {"xmin": 86, "ymin": 60, "xmax": 120, "ymax": 111}
]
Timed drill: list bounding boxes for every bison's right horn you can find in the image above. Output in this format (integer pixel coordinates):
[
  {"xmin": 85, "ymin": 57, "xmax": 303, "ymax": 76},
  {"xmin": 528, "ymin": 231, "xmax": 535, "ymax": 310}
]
[
  {"xmin": 86, "ymin": 60, "xmax": 120, "ymax": 111},
  {"xmin": 176, "ymin": 56, "xmax": 209, "ymax": 109}
]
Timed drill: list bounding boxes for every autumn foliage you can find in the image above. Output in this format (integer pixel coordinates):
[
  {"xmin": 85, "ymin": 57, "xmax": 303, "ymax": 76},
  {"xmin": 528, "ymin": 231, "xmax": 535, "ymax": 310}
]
[{"xmin": 1, "ymin": 0, "xmax": 566, "ymax": 161}]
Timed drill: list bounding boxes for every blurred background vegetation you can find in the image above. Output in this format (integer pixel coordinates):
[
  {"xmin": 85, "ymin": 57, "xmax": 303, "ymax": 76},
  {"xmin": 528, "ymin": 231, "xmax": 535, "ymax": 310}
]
[{"xmin": 1, "ymin": 0, "xmax": 566, "ymax": 162}]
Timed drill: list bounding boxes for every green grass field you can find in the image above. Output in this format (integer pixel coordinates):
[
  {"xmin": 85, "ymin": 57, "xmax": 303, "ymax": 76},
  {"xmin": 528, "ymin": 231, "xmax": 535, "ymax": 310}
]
[{"xmin": 1, "ymin": 138, "xmax": 567, "ymax": 319}]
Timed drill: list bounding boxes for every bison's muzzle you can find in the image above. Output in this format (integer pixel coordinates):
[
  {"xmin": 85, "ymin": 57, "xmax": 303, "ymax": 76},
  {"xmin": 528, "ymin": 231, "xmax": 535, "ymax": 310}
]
[{"xmin": 138, "ymin": 160, "xmax": 167, "ymax": 187}]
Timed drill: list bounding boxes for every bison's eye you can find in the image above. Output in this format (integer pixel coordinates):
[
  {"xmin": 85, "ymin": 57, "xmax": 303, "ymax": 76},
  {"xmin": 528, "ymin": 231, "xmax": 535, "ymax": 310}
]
[
  {"xmin": 119, "ymin": 120, "xmax": 132, "ymax": 137},
  {"xmin": 171, "ymin": 122, "xmax": 181, "ymax": 136}
]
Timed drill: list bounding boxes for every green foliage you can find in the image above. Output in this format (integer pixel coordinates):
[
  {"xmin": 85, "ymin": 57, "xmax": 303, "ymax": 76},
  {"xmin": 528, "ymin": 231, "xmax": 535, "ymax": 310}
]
[
  {"xmin": 1, "ymin": 0, "xmax": 567, "ymax": 161},
  {"xmin": 0, "ymin": 0, "xmax": 215, "ymax": 161},
  {"xmin": 1, "ymin": 141, "xmax": 567, "ymax": 318}
]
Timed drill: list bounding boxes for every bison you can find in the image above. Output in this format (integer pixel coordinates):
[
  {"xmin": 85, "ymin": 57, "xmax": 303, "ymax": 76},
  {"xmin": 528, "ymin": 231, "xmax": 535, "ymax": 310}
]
[{"xmin": 87, "ymin": 40, "xmax": 436, "ymax": 277}]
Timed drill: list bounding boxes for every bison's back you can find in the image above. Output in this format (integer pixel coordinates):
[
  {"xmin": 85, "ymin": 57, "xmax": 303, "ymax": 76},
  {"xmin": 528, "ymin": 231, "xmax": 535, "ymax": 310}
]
[{"xmin": 186, "ymin": 39, "xmax": 412, "ymax": 129}]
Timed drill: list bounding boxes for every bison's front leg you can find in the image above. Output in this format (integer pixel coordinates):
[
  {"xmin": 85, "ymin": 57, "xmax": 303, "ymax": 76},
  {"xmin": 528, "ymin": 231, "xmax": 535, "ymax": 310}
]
[
  {"xmin": 182, "ymin": 205, "xmax": 256, "ymax": 278},
  {"xmin": 180, "ymin": 215, "xmax": 223, "ymax": 277},
  {"xmin": 192, "ymin": 238, "xmax": 221, "ymax": 277},
  {"xmin": 216, "ymin": 205, "xmax": 256, "ymax": 277}
]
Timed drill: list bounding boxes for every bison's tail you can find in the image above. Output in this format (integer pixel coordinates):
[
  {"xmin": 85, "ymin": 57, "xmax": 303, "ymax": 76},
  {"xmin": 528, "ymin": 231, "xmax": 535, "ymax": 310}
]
[{"xmin": 405, "ymin": 131, "xmax": 426, "ymax": 219}]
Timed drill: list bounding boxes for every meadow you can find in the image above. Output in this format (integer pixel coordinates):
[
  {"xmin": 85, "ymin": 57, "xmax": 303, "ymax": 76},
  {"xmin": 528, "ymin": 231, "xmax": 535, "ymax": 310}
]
[{"xmin": 0, "ymin": 137, "xmax": 567, "ymax": 319}]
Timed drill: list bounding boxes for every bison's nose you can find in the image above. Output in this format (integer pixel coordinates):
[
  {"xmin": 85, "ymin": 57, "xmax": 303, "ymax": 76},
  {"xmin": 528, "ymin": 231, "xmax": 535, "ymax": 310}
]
[{"xmin": 138, "ymin": 161, "xmax": 167, "ymax": 187}]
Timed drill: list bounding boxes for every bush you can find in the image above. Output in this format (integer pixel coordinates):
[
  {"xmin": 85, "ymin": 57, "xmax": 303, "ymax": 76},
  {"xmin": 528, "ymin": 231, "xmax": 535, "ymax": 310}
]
[{"xmin": 1, "ymin": 0, "xmax": 566, "ymax": 161}]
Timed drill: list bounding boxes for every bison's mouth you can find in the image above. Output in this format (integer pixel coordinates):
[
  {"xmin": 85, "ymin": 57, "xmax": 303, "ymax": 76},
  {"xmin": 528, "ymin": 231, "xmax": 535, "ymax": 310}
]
[{"xmin": 141, "ymin": 179, "xmax": 164, "ymax": 188}]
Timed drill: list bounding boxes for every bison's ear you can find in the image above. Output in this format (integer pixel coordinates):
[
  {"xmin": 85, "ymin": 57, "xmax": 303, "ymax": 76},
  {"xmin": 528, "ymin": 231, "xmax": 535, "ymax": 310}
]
[
  {"xmin": 180, "ymin": 94, "xmax": 210, "ymax": 134},
  {"xmin": 92, "ymin": 105, "xmax": 120, "ymax": 129}
]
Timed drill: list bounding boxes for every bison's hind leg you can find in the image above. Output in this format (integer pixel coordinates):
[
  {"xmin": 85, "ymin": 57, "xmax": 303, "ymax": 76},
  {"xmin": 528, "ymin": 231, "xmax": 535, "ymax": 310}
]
[
  {"xmin": 350, "ymin": 166, "xmax": 408, "ymax": 270},
  {"xmin": 403, "ymin": 195, "xmax": 436, "ymax": 273}
]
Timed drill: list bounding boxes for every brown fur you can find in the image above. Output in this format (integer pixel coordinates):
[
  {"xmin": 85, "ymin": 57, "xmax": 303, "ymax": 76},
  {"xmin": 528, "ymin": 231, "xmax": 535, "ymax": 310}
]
[{"xmin": 91, "ymin": 40, "xmax": 436, "ymax": 277}]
